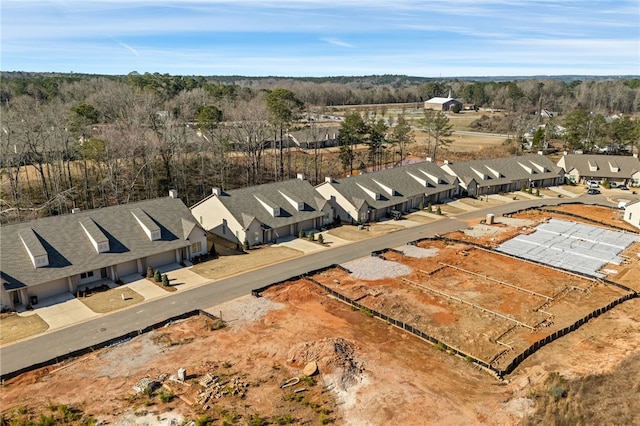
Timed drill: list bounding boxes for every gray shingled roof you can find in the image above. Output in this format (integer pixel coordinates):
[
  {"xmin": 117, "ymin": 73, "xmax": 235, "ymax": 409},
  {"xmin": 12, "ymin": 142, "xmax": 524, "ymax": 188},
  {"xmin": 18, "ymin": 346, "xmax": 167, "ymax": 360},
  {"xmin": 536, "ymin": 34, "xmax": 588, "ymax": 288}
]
[
  {"xmin": 1, "ymin": 197, "xmax": 202, "ymax": 289},
  {"xmin": 288, "ymin": 125, "xmax": 340, "ymax": 145},
  {"xmin": 558, "ymin": 154, "xmax": 640, "ymax": 179},
  {"xmin": 325, "ymin": 161, "xmax": 458, "ymax": 209},
  {"xmin": 443, "ymin": 154, "xmax": 563, "ymax": 188},
  {"xmin": 194, "ymin": 178, "xmax": 328, "ymax": 230}
]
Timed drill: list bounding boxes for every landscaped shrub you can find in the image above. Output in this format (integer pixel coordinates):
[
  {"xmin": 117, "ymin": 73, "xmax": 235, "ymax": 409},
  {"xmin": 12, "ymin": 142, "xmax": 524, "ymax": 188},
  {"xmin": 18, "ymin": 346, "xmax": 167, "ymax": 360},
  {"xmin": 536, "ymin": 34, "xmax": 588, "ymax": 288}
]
[
  {"xmin": 427, "ymin": 203, "xmax": 433, "ymax": 212},
  {"xmin": 308, "ymin": 231, "xmax": 315, "ymax": 241},
  {"xmin": 298, "ymin": 229, "xmax": 305, "ymax": 238},
  {"xmin": 436, "ymin": 206, "xmax": 442, "ymax": 215},
  {"xmin": 243, "ymin": 240, "xmax": 249, "ymax": 251},
  {"xmin": 317, "ymin": 234, "xmax": 324, "ymax": 244},
  {"xmin": 154, "ymin": 270, "xmax": 161, "ymax": 282},
  {"xmin": 535, "ymin": 188, "xmax": 540, "ymax": 197},
  {"xmin": 146, "ymin": 265, "xmax": 154, "ymax": 279},
  {"xmin": 161, "ymin": 274, "xmax": 169, "ymax": 287}
]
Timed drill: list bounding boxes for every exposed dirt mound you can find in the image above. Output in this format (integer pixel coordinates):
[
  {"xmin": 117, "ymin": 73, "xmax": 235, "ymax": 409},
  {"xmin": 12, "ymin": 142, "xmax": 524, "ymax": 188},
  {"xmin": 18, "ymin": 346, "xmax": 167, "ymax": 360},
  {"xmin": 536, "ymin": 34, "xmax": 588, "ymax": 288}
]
[{"xmin": 288, "ymin": 337, "xmax": 364, "ymax": 390}]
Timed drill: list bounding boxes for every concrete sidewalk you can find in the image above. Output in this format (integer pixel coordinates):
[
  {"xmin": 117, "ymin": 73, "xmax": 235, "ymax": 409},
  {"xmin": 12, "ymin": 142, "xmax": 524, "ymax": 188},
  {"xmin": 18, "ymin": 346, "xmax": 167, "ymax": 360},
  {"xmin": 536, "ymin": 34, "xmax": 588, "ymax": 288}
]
[{"xmin": 548, "ymin": 186, "xmax": 580, "ymax": 198}]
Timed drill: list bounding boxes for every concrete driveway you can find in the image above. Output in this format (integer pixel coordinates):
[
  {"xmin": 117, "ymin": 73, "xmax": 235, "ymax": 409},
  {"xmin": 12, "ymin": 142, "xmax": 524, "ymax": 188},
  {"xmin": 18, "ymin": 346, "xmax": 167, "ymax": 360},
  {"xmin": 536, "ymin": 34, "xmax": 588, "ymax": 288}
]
[
  {"xmin": 20, "ymin": 293, "xmax": 98, "ymax": 331},
  {"xmin": 122, "ymin": 264, "xmax": 211, "ymax": 301}
]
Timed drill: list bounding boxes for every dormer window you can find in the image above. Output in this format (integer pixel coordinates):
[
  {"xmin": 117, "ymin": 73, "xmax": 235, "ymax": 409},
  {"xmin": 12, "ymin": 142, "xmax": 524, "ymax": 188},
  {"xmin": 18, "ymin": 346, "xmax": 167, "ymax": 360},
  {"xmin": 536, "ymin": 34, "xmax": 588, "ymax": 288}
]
[
  {"xmin": 19, "ymin": 228, "xmax": 49, "ymax": 268},
  {"xmin": 131, "ymin": 208, "xmax": 161, "ymax": 241}
]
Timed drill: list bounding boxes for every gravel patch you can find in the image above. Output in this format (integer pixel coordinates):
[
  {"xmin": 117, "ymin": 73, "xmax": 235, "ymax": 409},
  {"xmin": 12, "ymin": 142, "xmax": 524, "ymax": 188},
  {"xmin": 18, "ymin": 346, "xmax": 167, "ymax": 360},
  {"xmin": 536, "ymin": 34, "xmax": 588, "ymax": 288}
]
[
  {"xmin": 498, "ymin": 217, "xmax": 536, "ymax": 227},
  {"xmin": 97, "ymin": 335, "xmax": 162, "ymax": 377},
  {"xmin": 463, "ymin": 225, "xmax": 503, "ymax": 238},
  {"xmin": 343, "ymin": 257, "xmax": 413, "ymax": 281},
  {"xmin": 206, "ymin": 295, "xmax": 284, "ymax": 330},
  {"xmin": 114, "ymin": 409, "xmax": 183, "ymax": 426},
  {"xmin": 397, "ymin": 245, "xmax": 440, "ymax": 258}
]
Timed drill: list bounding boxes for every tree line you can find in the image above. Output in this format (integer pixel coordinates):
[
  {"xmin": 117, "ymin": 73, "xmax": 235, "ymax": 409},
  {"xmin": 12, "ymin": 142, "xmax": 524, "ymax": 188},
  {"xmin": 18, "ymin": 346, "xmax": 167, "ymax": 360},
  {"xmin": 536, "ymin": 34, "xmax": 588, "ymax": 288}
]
[{"xmin": 0, "ymin": 72, "xmax": 638, "ymax": 224}]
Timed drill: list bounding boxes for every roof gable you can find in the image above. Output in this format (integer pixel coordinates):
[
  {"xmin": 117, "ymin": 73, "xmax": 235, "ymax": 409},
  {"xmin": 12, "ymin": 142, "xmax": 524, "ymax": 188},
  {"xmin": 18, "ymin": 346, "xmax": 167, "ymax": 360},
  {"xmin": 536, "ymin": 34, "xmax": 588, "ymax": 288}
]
[{"xmin": 208, "ymin": 178, "xmax": 328, "ymax": 229}]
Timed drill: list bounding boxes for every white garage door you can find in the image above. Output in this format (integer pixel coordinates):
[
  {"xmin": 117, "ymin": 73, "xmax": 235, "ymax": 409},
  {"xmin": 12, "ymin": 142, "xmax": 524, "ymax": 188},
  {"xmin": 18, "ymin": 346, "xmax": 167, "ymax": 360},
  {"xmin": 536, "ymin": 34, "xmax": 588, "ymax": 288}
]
[
  {"xmin": 117, "ymin": 260, "xmax": 139, "ymax": 278},
  {"xmin": 33, "ymin": 278, "xmax": 69, "ymax": 301},
  {"xmin": 273, "ymin": 225, "xmax": 291, "ymax": 239},
  {"xmin": 146, "ymin": 250, "xmax": 177, "ymax": 270},
  {"xmin": 298, "ymin": 219, "xmax": 315, "ymax": 231}
]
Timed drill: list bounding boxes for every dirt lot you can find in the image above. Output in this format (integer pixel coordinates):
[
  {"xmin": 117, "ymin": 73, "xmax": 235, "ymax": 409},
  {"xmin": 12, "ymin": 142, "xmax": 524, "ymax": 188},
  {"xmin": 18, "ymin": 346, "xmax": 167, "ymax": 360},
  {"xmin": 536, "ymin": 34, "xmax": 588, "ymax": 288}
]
[
  {"xmin": 2, "ymin": 280, "xmax": 638, "ymax": 425},
  {"xmin": 2, "ymin": 204, "xmax": 639, "ymax": 425},
  {"xmin": 311, "ymin": 241, "xmax": 629, "ymax": 371}
]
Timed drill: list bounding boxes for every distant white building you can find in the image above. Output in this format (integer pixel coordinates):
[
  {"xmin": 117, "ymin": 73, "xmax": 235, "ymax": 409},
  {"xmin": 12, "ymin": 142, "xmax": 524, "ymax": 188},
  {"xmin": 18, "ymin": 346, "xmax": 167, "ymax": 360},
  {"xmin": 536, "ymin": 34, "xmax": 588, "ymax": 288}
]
[
  {"xmin": 424, "ymin": 97, "xmax": 463, "ymax": 111},
  {"xmin": 623, "ymin": 200, "xmax": 640, "ymax": 230}
]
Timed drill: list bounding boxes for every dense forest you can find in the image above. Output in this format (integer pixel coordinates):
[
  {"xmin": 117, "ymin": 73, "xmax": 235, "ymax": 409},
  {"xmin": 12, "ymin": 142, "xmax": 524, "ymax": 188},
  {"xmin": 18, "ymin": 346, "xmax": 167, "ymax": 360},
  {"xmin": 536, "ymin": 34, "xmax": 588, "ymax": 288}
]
[{"xmin": 1, "ymin": 72, "xmax": 639, "ymax": 224}]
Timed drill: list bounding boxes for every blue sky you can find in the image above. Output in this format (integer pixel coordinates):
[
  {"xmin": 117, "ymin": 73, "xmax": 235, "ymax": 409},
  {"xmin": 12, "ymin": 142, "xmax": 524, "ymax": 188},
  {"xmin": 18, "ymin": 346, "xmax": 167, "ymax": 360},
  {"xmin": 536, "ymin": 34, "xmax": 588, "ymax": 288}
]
[{"xmin": 2, "ymin": 0, "xmax": 639, "ymax": 77}]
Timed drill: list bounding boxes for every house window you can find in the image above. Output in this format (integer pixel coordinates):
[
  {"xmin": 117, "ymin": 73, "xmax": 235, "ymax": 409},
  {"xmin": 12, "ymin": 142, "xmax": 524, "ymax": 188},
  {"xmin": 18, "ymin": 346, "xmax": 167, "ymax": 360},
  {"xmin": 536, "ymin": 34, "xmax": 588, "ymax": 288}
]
[
  {"xmin": 191, "ymin": 241, "xmax": 202, "ymax": 254},
  {"xmin": 80, "ymin": 271, "xmax": 94, "ymax": 279}
]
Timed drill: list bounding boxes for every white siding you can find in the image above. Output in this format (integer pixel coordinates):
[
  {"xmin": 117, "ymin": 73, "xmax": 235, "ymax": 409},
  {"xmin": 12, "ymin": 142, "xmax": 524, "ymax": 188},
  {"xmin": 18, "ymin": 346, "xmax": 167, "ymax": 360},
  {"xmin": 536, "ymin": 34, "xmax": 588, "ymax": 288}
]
[{"xmin": 187, "ymin": 226, "xmax": 208, "ymax": 256}]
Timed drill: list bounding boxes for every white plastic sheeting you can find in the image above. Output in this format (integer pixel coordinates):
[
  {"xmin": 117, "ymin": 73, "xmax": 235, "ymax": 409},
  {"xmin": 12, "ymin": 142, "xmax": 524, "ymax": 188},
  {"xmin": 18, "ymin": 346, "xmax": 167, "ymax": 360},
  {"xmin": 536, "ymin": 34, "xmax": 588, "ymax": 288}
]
[{"xmin": 497, "ymin": 218, "xmax": 640, "ymax": 278}]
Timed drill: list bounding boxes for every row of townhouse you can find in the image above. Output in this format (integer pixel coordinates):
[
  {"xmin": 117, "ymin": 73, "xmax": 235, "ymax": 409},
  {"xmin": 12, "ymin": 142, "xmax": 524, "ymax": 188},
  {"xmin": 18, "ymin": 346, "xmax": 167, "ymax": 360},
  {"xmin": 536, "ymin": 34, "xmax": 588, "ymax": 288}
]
[
  {"xmin": 557, "ymin": 154, "xmax": 640, "ymax": 186},
  {"xmin": 4, "ymin": 153, "xmax": 638, "ymax": 310},
  {"xmin": 192, "ymin": 154, "xmax": 564, "ymax": 247}
]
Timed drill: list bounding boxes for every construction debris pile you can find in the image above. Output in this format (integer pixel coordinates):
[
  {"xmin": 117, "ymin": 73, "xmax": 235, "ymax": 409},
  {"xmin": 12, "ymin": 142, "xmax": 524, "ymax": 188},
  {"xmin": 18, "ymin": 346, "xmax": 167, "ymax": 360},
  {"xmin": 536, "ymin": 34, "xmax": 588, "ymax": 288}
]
[
  {"xmin": 195, "ymin": 373, "xmax": 249, "ymax": 408},
  {"xmin": 288, "ymin": 337, "xmax": 364, "ymax": 390}
]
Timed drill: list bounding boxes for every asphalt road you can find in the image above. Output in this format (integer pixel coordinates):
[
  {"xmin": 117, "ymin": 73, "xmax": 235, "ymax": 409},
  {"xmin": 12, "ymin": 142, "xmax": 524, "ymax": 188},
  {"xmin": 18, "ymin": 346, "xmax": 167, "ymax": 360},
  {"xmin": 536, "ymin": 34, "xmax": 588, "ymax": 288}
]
[
  {"xmin": 453, "ymin": 130, "xmax": 511, "ymax": 139},
  {"xmin": 0, "ymin": 194, "xmax": 614, "ymax": 378}
]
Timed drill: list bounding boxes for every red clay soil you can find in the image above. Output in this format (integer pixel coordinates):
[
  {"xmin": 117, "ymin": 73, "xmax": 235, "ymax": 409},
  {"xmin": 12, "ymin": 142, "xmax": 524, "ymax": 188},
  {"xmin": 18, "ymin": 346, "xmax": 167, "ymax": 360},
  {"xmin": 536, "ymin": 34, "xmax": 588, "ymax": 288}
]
[
  {"xmin": 1, "ymin": 281, "xmax": 523, "ymax": 425},
  {"xmin": 312, "ymin": 240, "xmax": 631, "ymax": 370},
  {"xmin": 2, "ymin": 278, "xmax": 638, "ymax": 426},
  {"xmin": 513, "ymin": 204, "xmax": 639, "ymax": 233}
]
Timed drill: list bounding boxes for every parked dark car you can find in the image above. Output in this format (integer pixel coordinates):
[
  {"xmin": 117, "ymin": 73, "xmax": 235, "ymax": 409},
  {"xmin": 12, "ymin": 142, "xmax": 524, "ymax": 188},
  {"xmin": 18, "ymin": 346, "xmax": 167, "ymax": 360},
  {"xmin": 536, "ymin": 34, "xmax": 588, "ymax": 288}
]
[
  {"xmin": 618, "ymin": 185, "xmax": 629, "ymax": 190},
  {"xmin": 587, "ymin": 188, "xmax": 601, "ymax": 195}
]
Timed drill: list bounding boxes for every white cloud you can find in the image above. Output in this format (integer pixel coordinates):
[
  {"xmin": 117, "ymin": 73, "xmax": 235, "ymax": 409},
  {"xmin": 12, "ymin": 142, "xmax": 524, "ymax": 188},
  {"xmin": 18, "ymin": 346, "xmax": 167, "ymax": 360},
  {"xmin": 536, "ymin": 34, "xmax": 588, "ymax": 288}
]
[
  {"xmin": 320, "ymin": 38, "xmax": 354, "ymax": 48},
  {"xmin": 118, "ymin": 42, "xmax": 140, "ymax": 56}
]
